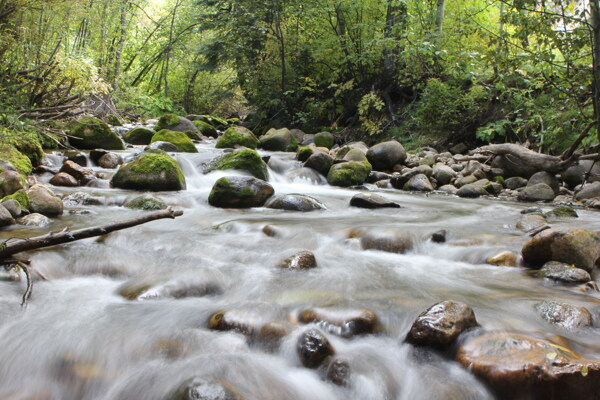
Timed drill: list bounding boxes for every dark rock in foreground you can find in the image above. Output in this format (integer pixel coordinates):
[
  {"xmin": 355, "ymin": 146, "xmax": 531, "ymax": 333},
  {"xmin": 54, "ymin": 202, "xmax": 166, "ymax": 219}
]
[{"xmin": 208, "ymin": 176, "xmax": 274, "ymax": 208}]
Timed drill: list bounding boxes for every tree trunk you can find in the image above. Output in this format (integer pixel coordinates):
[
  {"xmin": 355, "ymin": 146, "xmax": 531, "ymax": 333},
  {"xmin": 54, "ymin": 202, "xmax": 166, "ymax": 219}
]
[
  {"xmin": 112, "ymin": 0, "xmax": 128, "ymax": 90},
  {"xmin": 590, "ymin": 0, "xmax": 600, "ymax": 143},
  {"xmin": 434, "ymin": 0, "xmax": 445, "ymax": 35}
]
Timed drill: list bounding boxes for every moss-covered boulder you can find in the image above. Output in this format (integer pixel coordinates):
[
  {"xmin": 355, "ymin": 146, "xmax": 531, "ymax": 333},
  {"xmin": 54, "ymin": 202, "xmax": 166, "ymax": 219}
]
[
  {"xmin": 314, "ymin": 132, "xmax": 334, "ymax": 149},
  {"xmin": 208, "ymin": 176, "xmax": 274, "ymax": 208},
  {"xmin": 124, "ymin": 195, "xmax": 166, "ymax": 210},
  {"xmin": 111, "ymin": 152, "xmax": 186, "ymax": 191},
  {"xmin": 123, "ymin": 127, "xmax": 156, "ymax": 145},
  {"xmin": 106, "ymin": 114, "xmax": 123, "ymax": 126},
  {"xmin": 150, "ymin": 129, "xmax": 197, "ymax": 153},
  {"xmin": 155, "ymin": 114, "xmax": 200, "ymax": 136},
  {"xmin": 297, "ymin": 146, "xmax": 314, "ymax": 162},
  {"xmin": 0, "ymin": 169, "xmax": 24, "ymax": 197},
  {"xmin": 188, "ymin": 114, "xmax": 228, "ymax": 129},
  {"xmin": 1, "ymin": 130, "xmax": 44, "ymax": 166},
  {"xmin": 259, "ymin": 128, "xmax": 298, "ymax": 152},
  {"xmin": 68, "ymin": 117, "xmax": 125, "ymax": 150},
  {"xmin": 2, "ymin": 190, "xmax": 30, "ymax": 210},
  {"xmin": 326, "ymin": 161, "xmax": 372, "ymax": 187},
  {"xmin": 304, "ymin": 152, "xmax": 334, "ymax": 176},
  {"xmin": 207, "ymin": 149, "xmax": 268, "ymax": 180},
  {"xmin": 216, "ymin": 126, "xmax": 258, "ymax": 149},
  {"xmin": 192, "ymin": 120, "xmax": 218, "ymax": 138},
  {"xmin": 0, "ymin": 144, "xmax": 33, "ymax": 175}
]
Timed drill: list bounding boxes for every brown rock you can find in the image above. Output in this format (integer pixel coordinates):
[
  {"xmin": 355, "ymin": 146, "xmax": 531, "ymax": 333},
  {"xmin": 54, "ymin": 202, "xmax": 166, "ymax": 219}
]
[
  {"xmin": 540, "ymin": 261, "xmax": 591, "ymax": 284},
  {"xmin": 535, "ymin": 301, "xmax": 593, "ymax": 330},
  {"xmin": 325, "ymin": 359, "xmax": 351, "ymax": 386},
  {"xmin": 296, "ymin": 328, "xmax": 335, "ymax": 369},
  {"xmin": 486, "ymin": 251, "xmax": 519, "ymax": 267},
  {"xmin": 360, "ymin": 229, "xmax": 414, "ymax": 254},
  {"xmin": 349, "ymin": 192, "xmax": 401, "ymax": 209},
  {"xmin": 516, "ymin": 214, "xmax": 547, "ymax": 233},
  {"xmin": 50, "ymin": 172, "xmax": 79, "ymax": 187},
  {"xmin": 279, "ymin": 251, "xmax": 317, "ymax": 270},
  {"xmin": 405, "ymin": 300, "xmax": 479, "ymax": 349},
  {"xmin": 296, "ymin": 308, "xmax": 381, "ymax": 337},
  {"xmin": 456, "ymin": 332, "xmax": 600, "ymax": 399},
  {"xmin": 59, "ymin": 160, "xmax": 95, "ymax": 184}
]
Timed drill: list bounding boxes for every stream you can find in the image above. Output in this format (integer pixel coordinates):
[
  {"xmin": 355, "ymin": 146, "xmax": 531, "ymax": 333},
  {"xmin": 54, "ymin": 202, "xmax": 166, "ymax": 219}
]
[{"xmin": 0, "ymin": 138, "xmax": 599, "ymax": 400}]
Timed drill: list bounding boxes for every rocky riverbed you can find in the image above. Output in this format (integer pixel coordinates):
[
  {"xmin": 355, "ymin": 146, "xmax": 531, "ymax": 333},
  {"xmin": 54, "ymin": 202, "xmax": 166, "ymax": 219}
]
[{"xmin": 0, "ymin": 115, "xmax": 598, "ymax": 399}]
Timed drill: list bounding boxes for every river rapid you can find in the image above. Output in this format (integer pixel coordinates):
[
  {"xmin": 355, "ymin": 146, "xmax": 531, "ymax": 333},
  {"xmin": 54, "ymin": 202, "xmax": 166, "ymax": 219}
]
[{"xmin": 0, "ymin": 138, "xmax": 599, "ymax": 400}]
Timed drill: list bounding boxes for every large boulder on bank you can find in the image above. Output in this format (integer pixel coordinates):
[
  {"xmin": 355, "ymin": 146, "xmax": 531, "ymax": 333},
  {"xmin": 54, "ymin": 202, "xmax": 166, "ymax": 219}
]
[
  {"xmin": 68, "ymin": 117, "xmax": 125, "ymax": 150},
  {"xmin": 123, "ymin": 127, "xmax": 155, "ymax": 145},
  {"xmin": 111, "ymin": 152, "xmax": 186, "ymax": 191},
  {"xmin": 192, "ymin": 120, "xmax": 218, "ymax": 138},
  {"xmin": 150, "ymin": 129, "xmax": 197, "ymax": 153},
  {"xmin": 366, "ymin": 140, "xmax": 407, "ymax": 171},
  {"xmin": 208, "ymin": 176, "xmax": 274, "ymax": 208},
  {"xmin": 456, "ymin": 332, "xmax": 600, "ymax": 399},
  {"xmin": 207, "ymin": 149, "xmax": 268, "ymax": 180},
  {"xmin": 27, "ymin": 184, "xmax": 63, "ymax": 216},
  {"xmin": 304, "ymin": 152, "xmax": 333, "ymax": 176},
  {"xmin": 575, "ymin": 181, "xmax": 600, "ymax": 201},
  {"xmin": 313, "ymin": 132, "xmax": 334, "ymax": 149},
  {"xmin": 528, "ymin": 171, "xmax": 560, "ymax": 195},
  {"xmin": 259, "ymin": 128, "xmax": 298, "ymax": 152},
  {"xmin": 154, "ymin": 114, "xmax": 200, "ymax": 136},
  {"xmin": 405, "ymin": 300, "xmax": 479, "ymax": 349},
  {"xmin": 265, "ymin": 194, "xmax": 325, "ymax": 211},
  {"xmin": 0, "ymin": 169, "xmax": 24, "ymax": 198},
  {"xmin": 521, "ymin": 228, "xmax": 600, "ymax": 271},
  {"xmin": 216, "ymin": 126, "xmax": 258, "ymax": 149},
  {"xmin": 0, "ymin": 204, "xmax": 14, "ymax": 227},
  {"xmin": 326, "ymin": 161, "xmax": 371, "ymax": 187},
  {"xmin": 517, "ymin": 183, "xmax": 556, "ymax": 202}
]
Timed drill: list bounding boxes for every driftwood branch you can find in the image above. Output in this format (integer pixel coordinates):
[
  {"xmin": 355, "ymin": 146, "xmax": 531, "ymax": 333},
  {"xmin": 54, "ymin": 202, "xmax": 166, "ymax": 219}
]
[
  {"xmin": 475, "ymin": 143, "xmax": 564, "ymax": 173},
  {"xmin": 0, "ymin": 208, "xmax": 184, "ymax": 260}
]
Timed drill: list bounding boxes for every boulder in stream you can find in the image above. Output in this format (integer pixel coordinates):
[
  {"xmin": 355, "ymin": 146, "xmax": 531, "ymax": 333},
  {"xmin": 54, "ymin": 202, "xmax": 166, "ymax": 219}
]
[
  {"xmin": 154, "ymin": 114, "xmax": 200, "ymax": 137},
  {"xmin": 50, "ymin": 172, "xmax": 79, "ymax": 187},
  {"xmin": 359, "ymin": 229, "xmax": 414, "ymax": 254},
  {"xmin": 296, "ymin": 328, "xmax": 335, "ymax": 369},
  {"xmin": 279, "ymin": 251, "xmax": 317, "ymax": 270},
  {"xmin": 540, "ymin": 261, "xmax": 591, "ymax": 284},
  {"xmin": 150, "ymin": 129, "xmax": 198, "ymax": 153},
  {"xmin": 350, "ymin": 193, "xmax": 400, "ymax": 209},
  {"xmin": 167, "ymin": 377, "xmax": 243, "ymax": 400},
  {"xmin": 68, "ymin": 117, "xmax": 125, "ymax": 150},
  {"xmin": 326, "ymin": 161, "xmax": 372, "ymax": 187},
  {"xmin": 208, "ymin": 176, "xmax": 274, "ymax": 208},
  {"xmin": 216, "ymin": 126, "xmax": 258, "ymax": 149},
  {"xmin": 265, "ymin": 194, "xmax": 325, "ymax": 212},
  {"xmin": 207, "ymin": 149, "xmax": 268, "ymax": 180},
  {"xmin": 535, "ymin": 300, "xmax": 593, "ymax": 330},
  {"xmin": 405, "ymin": 300, "xmax": 479, "ymax": 349},
  {"xmin": 304, "ymin": 152, "xmax": 333, "ymax": 176},
  {"xmin": 17, "ymin": 213, "xmax": 50, "ymax": 227},
  {"xmin": 123, "ymin": 127, "xmax": 155, "ymax": 145},
  {"xmin": 27, "ymin": 184, "xmax": 63, "ymax": 216},
  {"xmin": 366, "ymin": 140, "xmax": 407, "ymax": 171},
  {"xmin": 111, "ymin": 152, "xmax": 186, "ymax": 191},
  {"xmin": 193, "ymin": 120, "xmax": 218, "ymax": 138},
  {"xmin": 259, "ymin": 128, "xmax": 298, "ymax": 152}
]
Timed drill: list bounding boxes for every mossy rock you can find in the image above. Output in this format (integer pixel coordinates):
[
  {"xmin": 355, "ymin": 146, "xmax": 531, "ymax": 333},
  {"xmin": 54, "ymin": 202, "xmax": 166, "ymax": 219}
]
[
  {"xmin": 124, "ymin": 195, "xmax": 166, "ymax": 210},
  {"xmin": 1, "ymin": 189, "xmax": 29, "ymax": 210},
  {"xmin": 326, "ymin": 161, "xmax": 372, "ymax": 187},
  {"xmin": 216, "ymin": 126, "xmax": 258, "ymax": 149},
  {"xmin": 227, "ymin": 118, "xmax": 241, "ymax": 125},
  {"xmin": 106, "ymin": 114, "xmax": 123, "ymax": 126},
  {"xmin": 156, "ymin": 114, "xmax": 200, "ymax": 136},
  {"xmin": 208, "ymin": 176, "xmax": 274, "ymax": 208},
  {"xmin": 548, "ymin": 206, "xmax": 578, "ymax": 218},
  {"xmin": 69, "ymin": 117, "xmax": 125, "ymax": 150},
  {"xmin": 111, "ymin": 152, "xmax": 186, "ymax": 191},
  {"xmin": 314, "ymin": 132, "xmax": 334, "ymax": 149},
  {"xmin": 193, "ymin": 120, "xmax": 218, "ymax": 138},
  {"xmin": 259, "ymin": 128, "xmax": 298, "ymax": 152},
  {"xmin": 184, "ymin": 130, "xmax": 201, "ymax": 141},
  {"xmin": 207, "ymin": 149, "xmax": 268, "ymax": 180},
  {"xmin": 0, "ymin": 130, "xmax": 44, "ymax": 166},
  {"xmin": 191, "ymin": 115, "xmax": 228, "ymax": 129},
  {"xmin": 0, "ymin": 144, "xmax": 32, "ymax": 175},
  {"xmin": 297, "ymin": 146, "xmax": 314, "ymax": 162},
  {"xmin": 150, "ymin": 129, "xmax": 197, "ymax": 153},
  {"xmin": 123, "ymin": 127, "xmax": 156, "ymax": 145}
]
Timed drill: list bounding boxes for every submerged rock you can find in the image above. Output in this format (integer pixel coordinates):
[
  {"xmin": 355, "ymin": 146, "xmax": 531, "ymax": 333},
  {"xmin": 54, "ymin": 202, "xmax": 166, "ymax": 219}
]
[
  {"xmin": 279, "ymin": 251, "xmax": 317, "ymax": 270},
  {"xmin": 325, "ymin": 358, "xmax": 351, "ymax": 386},
  {"xmin": 535, "ymin": 300, "xmax": 593, "ymax": 330},
  {"xmin": 405, "ymin": 300, "xmax": 479, "ymax": 349},
  {"xmin": 296, "ymin": 307, "xmax": 381, "ymax": 337},
  {"xmin": 124, "ymin": 195, "xmax": 166, "ymax": 211},
  {"xmin": 360, "ymin": 229, "xmax": 413, "ymax": 254},
  {"xmin": 486, "ymin": 251, "xmax": 519, "ymax": 267},
  {"xmin": 167, "ymin": 377, "xmax": 243, "ymax": 400},
  {"xmin": 265, "ymin": 194, "xmax": 325, "ymax": 212},
  {"xmin": 208, "ymin": 176, "xmax": 274, "ymax": 208},
  {"xmin": 540, "ymin": 261, "xmax": 591, "ymax": 284},
  {"xmin": 119, "ymin": 277, "xmax": 221, "ymax": 300},
  {"xmin": 349, "ymin": 192, "xmax": 401, "ymax": 209}
]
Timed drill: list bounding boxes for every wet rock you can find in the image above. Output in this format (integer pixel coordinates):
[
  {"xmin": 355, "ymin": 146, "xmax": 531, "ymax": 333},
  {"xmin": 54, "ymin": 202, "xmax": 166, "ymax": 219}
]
[
  {"xmin": 349, "ymin": 193, "xmax": 400, "ymax": 209},
  {"xmin": 193, "ymin": 120, "xmax": 218, "ymax": 138},
  {"xmin": 279, "ymin": 251, "xmax": 317, "ymax": 270},
  {"xmin": 119, "ymin": 277, "xmax": 221, "ymax": 300},
  {"xmin": 366, "ymin": 140, "xmax": 407, "ymax": 171},
  {"xmin": 517, "ymin": 183, "xmax": 556, "ymax": 202},
  {"xmin": 64, "ymin": 150, "xmax": 87, "ymax": 166},
  {"xmin": 326, "ymin": 161, "xmax": 371, "ymax": 187},
  {"xmin": 59, "ymin": 160, "xmax": 95, "ymax": 184},
  {"xmin": 151, "ymin": 129, "xmax": 198, "ymax": 153},
  {"xmin": 1, "ymin": 199, "xmax": 21, "ymax": 218},
  {"xmin": 521, "ymin": 228, "xmax": 600, "ymax": 271},
  {"xmin": 548, "ymin": 206, "xmax": 578, "ymax": 218},
  {"xmin": 367, "ymin": 171, "xmax": 392, "ymax": 183},
  {"xmin": 296, "ymin": 145, "xmax": 314, "ymax": 162},
  {"xmin": 456, "ymin": 332, "xmax": 600, "ymax": 399},
  {"xmin": 297, "ymin": 328, "xmax": 335, "ymax": 369},
  {"xmin": 262, "ymin": 225, "xmax": 282, "ymax": 237},
  {"xmin": 325, "ymin": 359, "xmax": 350, "ymax": 386},
  {"xmin": 123, "ymin": 127, "xmax": 155, "ymax": 145},
  {"xmin": 255, "ymin": 321, "xmax": 291, "ymax": 351},
  {"xmin": 167, "ymin": 377, "xmax": 243, "ymax": 400},
  {"xmin": 111, "ymin": 152, "xmax": 186, "ymax": 191},
  {"xmin": 208, "ymin": 176, "xmax": 274, "ymax": 208},
  {"xmin": 207, "ymin": 149, "xmax": 268, "ymax": 180},
  {"xmin": 360, "ymin": 229, "xmax": 413, "ymax": 254},
  {"xmin": 575, "ymin": 181, "xmax": 600, "ymax": 201},
  {"xmin": 216, "ymin": 126, "xmax": 258, "ymax": 149},
  {"xmin": 535, "ymin": 300, "xmax": 592, "ymax": 330},
  {"xmin": 17, "ymin": 213, "xmax": 50, "ymax": 227},
  {"xmin": 304, "ymin": 152, "xmax": 333, "ymax": 176},
  {"xmin": 403, "ymin": 173, "xmax": 433, "ymax": 192},
  {"xmin": 405, "ymin": 300, "xmax": 479, "ymax": 349},
  {"xmin": 50, "ymin": 172, "xmax": 79, "ymax": 187},
  {"xmin": 148, "ymin": 141, "xmax": 178, "ymax": 152},
  {"xmin": 457, "ymin": 184, "xmax": 487, "ymax": 198},
  {"xmin": 516, "ymin": 214, "xmax": 547, "ymax": 232},
  {"xmin": 265, "ymin": 194, "xmax": 325, "ymax": 212},
  {"xmin": 97, "ymin": 152, "xmax": 122, "ymax": 169},
  {"xmin": 124, "ymin": 195, "xmax": 166, "ymax": 211},
  {"xmin": 505, "ymin": 177, "xmax": 528, "ymax": 189},
  {"xmin": 431, "ymin": 230, "xmax": 447, "ymax": 243},
  {"xmin": 0, "ymin": 170, "xmax": 24, "ymax": 197},
  {"xmin": 285, "ymin": 168, "xmax": 325, "ymax": 184},
  {"xmin": 27, "ymin": 184, "xmax": 63, "ymax": 216},
  {"xmin": 528, "ymin": 171, "xmax": 560, "ymax": 195},
  {"xmin": 0, "ymin": 204, "xmax": 14, "ymax": 227},
  {"xmin": 296, "ymin": 308, "xmax": 380, "ymax": 337},
  {"xmin": 540, "ymin": 261, "xmax": 591, "ymax": 284},
  {"xmin": 63, "ymin": 192, "xmax": 103, "ymax": 207},
  {"xmin": 432, "ymin": 165, "xmax": 456, "ymax": 186},
  {"xmin": 208, "ymin": 310, "xmax": 254, "ymax": 334},
  {"xmin": 259, "ymin": 128, "xmax": 298, "ymax": 152},
  {"xmin": 486, "ymin": 251, "xmax": 519, "ymax": 267}
]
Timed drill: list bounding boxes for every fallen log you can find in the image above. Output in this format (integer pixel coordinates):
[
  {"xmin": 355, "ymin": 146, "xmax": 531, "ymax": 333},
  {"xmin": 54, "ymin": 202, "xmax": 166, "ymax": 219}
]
[
  {"xmin": 0, "ymin": 207, "xmax": 184, "ymax": 259},
  {"xmin": 475, "ymin": 143, "xmax": 565, "ymax": 173}
]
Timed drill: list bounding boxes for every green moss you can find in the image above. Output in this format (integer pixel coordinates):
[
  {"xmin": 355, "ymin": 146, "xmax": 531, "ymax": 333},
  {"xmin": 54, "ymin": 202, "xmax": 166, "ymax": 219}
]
[
  {"xmin": 326, "ymin": 161, "xmax": 372, "ymax": 187},
  {"xmin": 216, "ymin": 126, "xmax": 258, "ymax": 149},
  {"xmin": 259, "ymin": 128, "xmax": 298, "ymax": 152},
  {"xmin": 314, "ymin": 133, "xmax": 334, "ymax": 149},
  {"xmin": 193, "ymin": 120, "xmax": 218, "ymax": 138},
  {"xmin": 227, "ymin": 118, "xmax": 241, "ymax": 125},
  {"xmin": 208, "ymin": 149, "xmax": 268, "ymax": 180},
  {"xmin": 155, "ymin": 114, "xmax": 181, "ymax": 131},
  {"xmin": 124, "ymin": 195, "xmax": 166, "ymax": 210},
  {"xmin": 297, "ymin": 146, "xmax": 314, "ymax": 162},
  {"xmin": 112, "ymin": 152, "xmax": 186, "ymax": 191},
  {"xmin": 238, "ymin": 187, "xmax": 255, "ymax": 197},
  {"xmin": 106, "ymin": 114, "xmax": 123, "ymax": 126},
  {"xmin": 494, "ymin": 176, "xmax": 506, "ymax": 186},
  {"xmin": 0, "ymin": 144, "xmax": 32, "ymax": 175},
  {"xmin": 69, "ymin": 116, "xmax": 125, "ymax": 150},
  {"xmin": 550, "ymin": 206, "xmax": 579, "ymax": 218},
  {"xmin": 150, "ymin": 129, "xmax": 198, "ymax": 153},
  {"xmin": 2, "ymin": 190, "xmax": 30, "ymax": 210},
  {"xmin": 1, "ymin": 128, "xmax": 44, "ymax": 165},
  {"xmin": 123, "ymin": 127, "xmax": 155, "ymax": 145},
  {"xmin": 184, "ymin": 130, "xmax": 201, "ymax": 141}
]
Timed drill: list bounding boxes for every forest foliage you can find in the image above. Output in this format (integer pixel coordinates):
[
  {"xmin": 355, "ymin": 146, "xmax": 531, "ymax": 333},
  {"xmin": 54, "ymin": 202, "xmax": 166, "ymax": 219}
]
[{"xmin": 0, "ymin": 0, "xmax": 599, "ymax": 152}]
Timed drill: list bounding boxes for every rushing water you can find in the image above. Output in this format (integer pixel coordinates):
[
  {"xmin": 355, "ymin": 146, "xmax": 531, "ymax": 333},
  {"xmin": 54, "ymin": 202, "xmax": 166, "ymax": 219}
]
[{"xmin": 0, "ymin": 139, "xmax": 599, "ymax": 400}]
